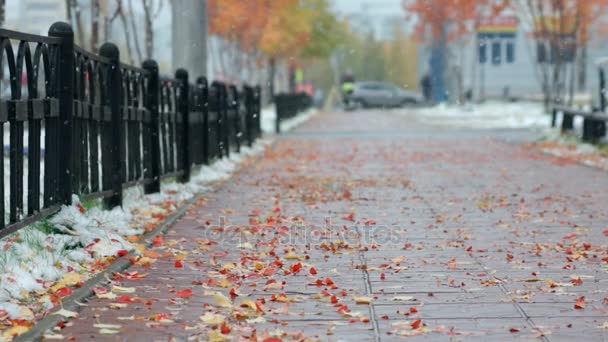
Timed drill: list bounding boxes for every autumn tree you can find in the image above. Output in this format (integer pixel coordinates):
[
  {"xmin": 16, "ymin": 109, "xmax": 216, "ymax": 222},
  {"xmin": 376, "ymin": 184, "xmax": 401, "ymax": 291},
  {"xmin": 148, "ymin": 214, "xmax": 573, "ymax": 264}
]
[
  {"xmin": 508, "ymin": 0, "xmax": 608, "ymax": 108},
  {"xmin": 209, "ymin": 0, "xmax": 341, "ymax": 95}
]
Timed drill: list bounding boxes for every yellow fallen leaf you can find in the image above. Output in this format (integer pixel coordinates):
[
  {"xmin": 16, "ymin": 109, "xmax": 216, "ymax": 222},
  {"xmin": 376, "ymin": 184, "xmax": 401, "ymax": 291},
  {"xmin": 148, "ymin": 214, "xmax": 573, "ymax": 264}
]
[
  {"xmin": 2, "ymin": 325, "xmax": 31, "ymax": 339},
  {"xmin": 354, "ymin": 296, "xmax": 373, "ymax": 304},
  {"xmin": 342, "ymin": 311, "xmax": 364, "ymax": 318},
  {"xmin": 240, "ymin": 299, "xmax": 257, "ymax": 312},
  {"xmin": 246, "ymin": 316, "xmax": 267, "ymax": 324},
  {"xmin": 112, "ymin": 286, "xmax": 136, "ymax": 293},
  {"xmin": 109, "ymin": 303, "xmax": 127, "ymax": 309},
  {"xmin": 96, "ymin": 292, "xmax": 117, "ymax": 300},
  {"xmin": 117, "ymin": 316, "xmax": 135, "ymax": 320},
  {"xmin": 94, "ymin": 324, "xmax": 122, "ymax": 329},
  {"xmin": 213, "ymin": 292, "xmax": 232, "ymax": 308},
  {"xmin": 200, "ymin": 312, "xmax": 226, "ymax": 324},
  {"xmin": 99, "ymin": 328, "xmax": 120, "ymax": 335},
  {"xmin": 390, "ymin": 256, "xmax": 406, "ymax": 263},
  {"xmin": 599, "ymin": 322, "xmax": 608, "ymax": 329},
  {"xmin": 207, "ymin": 330, "xmax": 230, "ymax": 342},
  {"xmin": 54, "ymin": 309, "xmax": 78, "ymax": 318},
  {"xmin": 284, "ymin": 251, "xmax": 305, "ymax": 260},
  {"xmin": 391, "ymin": 296, "xmax": 416, "ymax": 302},
  {"xmin": 43, "ymin": 333, "xmax": 65, "ymax": 340}
]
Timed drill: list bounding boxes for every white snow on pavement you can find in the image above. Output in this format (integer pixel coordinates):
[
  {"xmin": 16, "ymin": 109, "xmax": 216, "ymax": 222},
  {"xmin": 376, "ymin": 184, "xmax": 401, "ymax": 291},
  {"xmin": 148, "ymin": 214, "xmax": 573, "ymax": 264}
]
[
  {"xmin": 261, "ymin": 105, "xmax": 317, "ymax": 133},
  {"xmin": 404, "ymin": 101, "xmax": 550, "ymax": 129}
]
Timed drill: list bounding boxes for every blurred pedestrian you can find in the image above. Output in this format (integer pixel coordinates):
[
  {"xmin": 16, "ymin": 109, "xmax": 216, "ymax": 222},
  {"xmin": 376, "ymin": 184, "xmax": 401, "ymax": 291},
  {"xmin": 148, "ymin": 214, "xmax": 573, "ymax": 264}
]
[{"xmin": 420, "ymin": 74, "xmax": 432, "ymax": 103}]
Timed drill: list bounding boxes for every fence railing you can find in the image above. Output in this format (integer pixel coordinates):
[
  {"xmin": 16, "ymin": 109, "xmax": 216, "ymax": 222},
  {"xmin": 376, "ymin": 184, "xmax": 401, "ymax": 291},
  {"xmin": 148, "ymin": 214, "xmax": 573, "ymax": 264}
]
[
  {"xmin": 0, "ymin": 22, "xmax": 261, "ymax": 238},
  {"xmin": 274, "ymin": 92, "xmax": 312, "ymax": 133}
]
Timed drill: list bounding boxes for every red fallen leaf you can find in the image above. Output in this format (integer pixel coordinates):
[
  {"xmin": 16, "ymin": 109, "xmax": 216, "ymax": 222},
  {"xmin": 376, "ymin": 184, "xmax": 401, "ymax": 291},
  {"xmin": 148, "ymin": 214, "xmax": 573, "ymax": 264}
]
[
  {"xmin": 563, "ymin": 233, "xmax": 577, "ymax": 240},
  {"xmin": 220, "ymin": 322, "xmax": 231, "ymax": 334},
  {"xmin": 55, "ymin": 287, "xmax": 73, "ymax": 297},
  {"xmin": 411, "ymin": 319, "xmax": 422, "ymax": 329},
  {"xmin": 364, "ymin": 219, "xmax": 376, "ymax": 226},
  {"xmin": 380, "ymin": 273, "xmax": 386, "ymax": 280},
  {"xmin": 466, "ymin": 246, "xmax": 473, "ymax": 253},
  {"xmin": 571, "ymin": 277, "xmax": 583, "ymax": 286},
  {"xmin": 116, "ymin": 250, "xmax": 129, "ymax": 257},
  {"xmin": 506, "ymin": 254, "xmax": 514, "ymax": 262},
  {"xmin": 409, "ymin": 307, "xmax": 418, "ymax": 314},
  {"xmin": 116, "ymin": 296, "xmax": 135, "ymax": 304},
  {"xmin": 77, "ymin": 204, "xmax": 86, "ymax": 214},
  {"xmin": 574, "ymin": 296, "xmax": 586, "ymax": 310},
  {"xmin": 262, "ymin": 268, "xmax": 276, "ymax": 277},
  {"xmin": 583, "ymin": 243, "xmax": 591, "ymax": 250},
  {"xmin": 309, "ymin": 267, "xmax": 317, "ymax": 275},
  {"xmin": 290, "ymin": 263, "xmax": 302, "ymax": 273},
  {"xmin": 509, "ymin": 328, "xmax": 520, "ymax": 333},
  {"xmin": 603, "ymin": 229, "xmax": 608, "ymax": 236},
  {"xmin": 176, "ymin": 289, "xmax": 193, "ymax": 298},
  {"xmin": 337, "ymin": 305, "xmax": 350, "ymax": 314},
  {"xmin": 325, "ymin": 277, "xmax": 334, "ymax": 286},
  {"xmin": 152, "ymin": 236, "xmax": 164, "ymax": 247},
  {"xmin": 174, "ymin": 260, "xmax": 184, "ymax": 268},
  {"xmin": 330, "ymin": 296, "xmax": 338, "ymax": 304},
  {"xmin": 342, "ymin": 212, "xmax": 355, "ymax": 222},
  {"xmin": 255, "ymin": 300, "xmax": 265, "ymax": 313},
  {"xmin": 262, "ymin": 338, "xmax": 284, "ymax": 342},
  {"xmin": 230, "ymin": 287, "xmax": 239, "ymax": 297},
  {"xmin": 149, "ymin": 313, "xmax": 171, "ymax": 321}
]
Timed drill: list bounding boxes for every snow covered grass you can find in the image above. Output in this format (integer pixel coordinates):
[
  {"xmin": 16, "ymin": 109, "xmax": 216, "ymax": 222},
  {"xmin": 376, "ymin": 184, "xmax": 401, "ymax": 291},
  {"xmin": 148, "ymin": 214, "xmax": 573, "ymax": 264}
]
[
  {"xmin": 532, "ymin": 131, "xmax": 608, "ymax": 171},
  {"xmin": 0, "ymin": 139, "xmax": 271, "ymax": 338},
  {"xmin": 403, "ymin": 101, "xmax": 550, "ymax": 130},
  {"xmin": 261, "ymin": 105, "xmax": 317, "ymax": 133}
]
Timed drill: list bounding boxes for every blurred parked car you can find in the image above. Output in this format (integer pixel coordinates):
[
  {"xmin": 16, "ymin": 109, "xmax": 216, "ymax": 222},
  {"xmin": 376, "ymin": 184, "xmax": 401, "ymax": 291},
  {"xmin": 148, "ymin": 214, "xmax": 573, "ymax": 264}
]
[{"xmin": 346, "ymin": 81, "xmax": 423, "ymax": 109}]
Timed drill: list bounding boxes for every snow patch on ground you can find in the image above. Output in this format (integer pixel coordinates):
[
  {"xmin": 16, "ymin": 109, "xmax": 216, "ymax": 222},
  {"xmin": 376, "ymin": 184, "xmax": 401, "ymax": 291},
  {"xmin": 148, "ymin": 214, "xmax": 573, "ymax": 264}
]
[
  {"xmin": 0, "ymin": 139, "xmax": 272, "ymax": 324},
  {"xmin": 405, "ymin": 101, "xmax": 550, "ymax": 129},
  {"xmin": 261, "ymin": 105, "xmax": 317, "ymax": 133}
]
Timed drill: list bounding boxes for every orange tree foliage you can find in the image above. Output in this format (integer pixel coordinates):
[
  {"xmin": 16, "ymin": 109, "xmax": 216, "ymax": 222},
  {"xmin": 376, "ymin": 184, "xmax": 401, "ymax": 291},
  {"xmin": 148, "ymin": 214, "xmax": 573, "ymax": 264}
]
[
  {"xmin": 209, "ymin": 0, "xmax": 337, "ymax": 59},
  {"xmin": 403, "ymin": 0, "xmax": 508, "ymax": 41}
]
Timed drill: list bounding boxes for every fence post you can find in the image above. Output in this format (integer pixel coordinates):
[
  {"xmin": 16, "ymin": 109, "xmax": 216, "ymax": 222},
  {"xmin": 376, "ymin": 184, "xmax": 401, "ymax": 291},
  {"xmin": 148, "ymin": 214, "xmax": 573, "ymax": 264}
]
[
  {"xmin": 143, "ymin": 60, "xmax": 160, "ymax": 194},
  {"xmin": 197, "ymin": 77, "xmax": 209, "ymax": 165},
  {"xmin": 100, "ymin": 43, "xmax": 124, "ymax": 207},
  {"xmin": 244, "ymin": 85, "xmax": 254, "ymax": 147},
  {"xmin": 230, "ymin": 85, "xmax": 241, "ymax": 153},
  {"xmin": 49, "ymin": 22, "xmax": 74, "ymax": 205},
  {"xmin": 221, "ymin": 84, "xmax": 230, "ymax": 158},
  {"xmin": 176, "ymin": 69, "xmax": 190, "ymax": 183}
]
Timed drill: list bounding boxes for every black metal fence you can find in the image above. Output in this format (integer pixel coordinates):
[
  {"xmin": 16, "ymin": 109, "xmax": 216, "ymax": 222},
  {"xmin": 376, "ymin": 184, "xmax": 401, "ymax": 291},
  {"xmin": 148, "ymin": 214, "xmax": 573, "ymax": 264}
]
[
  {"xmin": 274, "ymin": 92, "xmax": 312, "ymax": 133},
  {"xmin": 0, "ymin": 22, "xmax": 261, "ymax": 238}
]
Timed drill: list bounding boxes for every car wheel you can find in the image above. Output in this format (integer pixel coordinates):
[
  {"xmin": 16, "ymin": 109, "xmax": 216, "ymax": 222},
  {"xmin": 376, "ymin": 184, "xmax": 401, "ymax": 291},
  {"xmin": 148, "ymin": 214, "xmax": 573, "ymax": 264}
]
[
  {"xmin": 354, "ymin": 99, "xmax": 367, "ymax": 109},
  {"xmin": 400, "ymin": 99, "xmax": 416, "ymax": 107}
]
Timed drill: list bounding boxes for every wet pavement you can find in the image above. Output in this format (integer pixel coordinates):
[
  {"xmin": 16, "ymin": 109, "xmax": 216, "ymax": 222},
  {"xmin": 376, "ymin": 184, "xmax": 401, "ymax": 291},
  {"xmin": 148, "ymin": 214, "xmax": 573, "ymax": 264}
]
[{"xmin": 51, "ymin": 110, "xmax": 608, "ymax": 341}]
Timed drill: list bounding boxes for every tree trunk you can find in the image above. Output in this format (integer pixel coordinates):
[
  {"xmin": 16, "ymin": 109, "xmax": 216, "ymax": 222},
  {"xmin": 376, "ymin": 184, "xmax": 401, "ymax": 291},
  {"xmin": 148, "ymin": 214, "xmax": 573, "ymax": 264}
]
[
  {"xmin": 578, "ymin": 46, "xmax": 587, "ymax": 91},
  {"xmin": 268, "ymin": 57, "xmax": 276, "ymax": 103},
  {"xmin": 73, "ymin": 0, "xmax": 85, "ymax": 47},
  {"xmin": 143, "ymin": 0, "xmax": 154, "ymax": 59},
  {"xmin": 128, "ymin": 0, "xmax": 143, "ymax": 64},
  {"xmin": 91, "ymin": 0, "xmax": 101, "ymax": 53}
]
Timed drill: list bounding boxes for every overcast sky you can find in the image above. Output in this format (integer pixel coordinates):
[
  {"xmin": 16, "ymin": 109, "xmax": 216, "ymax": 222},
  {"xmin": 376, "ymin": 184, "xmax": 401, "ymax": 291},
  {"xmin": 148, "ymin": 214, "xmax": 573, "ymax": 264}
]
[{"xmin": 331, "ymin": 0, "xmax": 403, "ymax": 16}]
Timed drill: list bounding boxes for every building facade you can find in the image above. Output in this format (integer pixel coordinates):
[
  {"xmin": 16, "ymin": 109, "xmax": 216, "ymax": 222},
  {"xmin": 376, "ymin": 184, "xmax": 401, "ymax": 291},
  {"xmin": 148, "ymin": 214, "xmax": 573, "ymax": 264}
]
[{"xmin": 417, "ymin": 14, "xmax": 608, "ymax": 105}]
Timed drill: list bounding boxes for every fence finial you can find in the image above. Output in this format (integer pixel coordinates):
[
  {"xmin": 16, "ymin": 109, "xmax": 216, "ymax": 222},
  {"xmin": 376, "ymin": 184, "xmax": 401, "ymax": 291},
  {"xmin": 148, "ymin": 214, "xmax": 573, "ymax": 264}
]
[{"xmin": 48, "ymin": 21, "xmax": 73, "ymax": 36}]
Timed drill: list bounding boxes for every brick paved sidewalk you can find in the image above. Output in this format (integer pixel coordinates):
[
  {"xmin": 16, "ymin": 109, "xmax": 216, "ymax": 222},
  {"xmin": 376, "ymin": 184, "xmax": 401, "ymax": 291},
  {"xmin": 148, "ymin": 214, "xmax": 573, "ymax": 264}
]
[{"xmin": 52, "ymin": 111, "xmax": 608, "ymax": 341}]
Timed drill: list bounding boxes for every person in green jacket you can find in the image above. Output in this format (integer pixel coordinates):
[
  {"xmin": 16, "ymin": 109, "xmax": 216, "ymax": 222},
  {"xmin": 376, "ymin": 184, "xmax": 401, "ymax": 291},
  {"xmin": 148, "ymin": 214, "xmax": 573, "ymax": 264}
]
[{"xmin": 341, "ymin": 72, "xmax": 355, "ymax": 108}]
